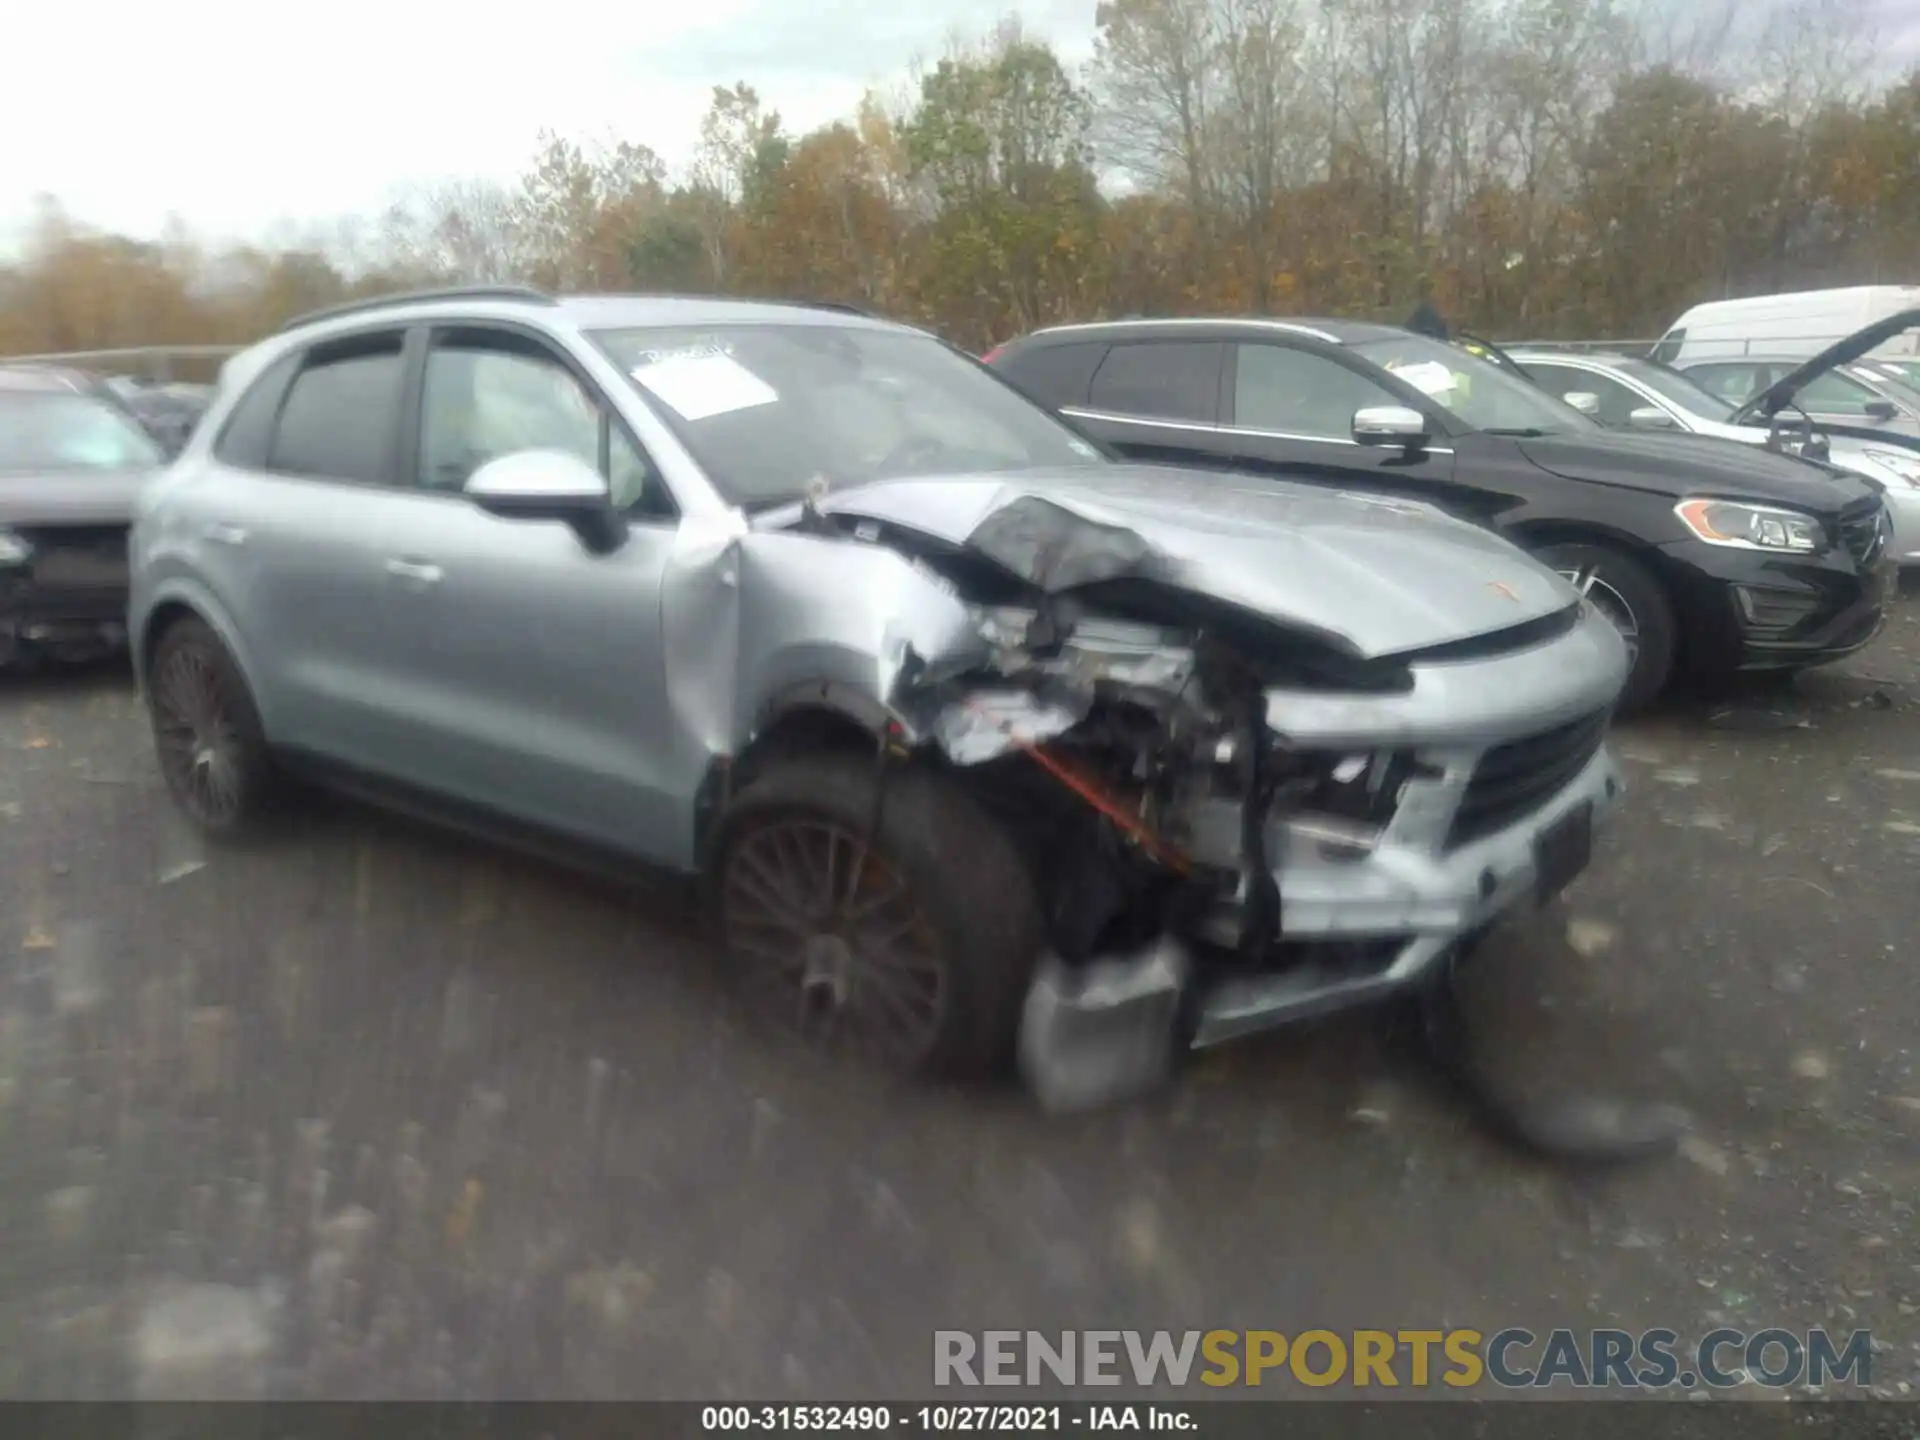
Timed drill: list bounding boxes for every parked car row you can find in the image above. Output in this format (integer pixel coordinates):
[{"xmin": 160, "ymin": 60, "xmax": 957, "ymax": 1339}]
[
  {"xmin": 0, "ymin": 284, "xmax": 1902, "ymax": 1109},
  {"xmin": 983, "ymin": 313, "xmax": 1897, "ymax": 713}
]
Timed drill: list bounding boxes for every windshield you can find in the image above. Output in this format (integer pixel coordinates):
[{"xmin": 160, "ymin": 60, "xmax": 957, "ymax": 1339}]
[
  {"xmin": 0, "ymin": 391, "xmax": 163, "ymax": 472},
  {"xmin": 1872, "ymin": 357, "xmax": 1920, "ymax": 388},
  {"xmin": 1845, "ymin": 364, "xmax": 1920, "ymax": 412},
  {"xmin": 1613, "ymin": 359, "xmax": 1739, "ymax": 422},
  {"xmin": 1349, "ymin": 333, "xmax": 1599, "ymax": 436},
  {"xmin": 592, "ymin": 323, "xmax": 1105, "ymax": 509}
]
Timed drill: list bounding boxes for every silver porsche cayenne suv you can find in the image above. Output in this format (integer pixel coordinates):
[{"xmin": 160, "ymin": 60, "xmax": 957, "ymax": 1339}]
[{"xmin": 129, "ymin": 287, "xmax": 1629, "ymax": 1085}]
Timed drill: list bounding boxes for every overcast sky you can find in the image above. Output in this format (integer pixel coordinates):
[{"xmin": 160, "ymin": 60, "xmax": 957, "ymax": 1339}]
[
  {"xmin": 2, "ymin": 0, "xmax": 1913, "ymax": 250},
  {"xmin": 0, "ymin": 0, "xmax": 1095, "ymax": 249}
]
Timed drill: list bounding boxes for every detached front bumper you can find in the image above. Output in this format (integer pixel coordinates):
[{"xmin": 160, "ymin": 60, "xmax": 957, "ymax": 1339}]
[
  {"xmin": 1190, "ymin": 742, "xmax": 1624, "ymax": 1047},
  {"xmin": 1016, "ymin": 605, "xmax": 1635, "ymax": 1109}
]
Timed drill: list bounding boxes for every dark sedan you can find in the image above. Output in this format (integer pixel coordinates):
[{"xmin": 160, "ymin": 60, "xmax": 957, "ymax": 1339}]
[
  {"xmin": 984, "ymin": 318, "xmax": 1893, "ymax": 711},
  {"xmin": 0, "ymin": 366, "xmax": 164, "ymax": 667}
]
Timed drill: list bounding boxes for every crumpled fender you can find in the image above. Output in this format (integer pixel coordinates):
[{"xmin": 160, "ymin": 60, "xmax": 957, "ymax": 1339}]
[{"xmin": 659, "ymin": 517, "xmax": 993, "ymax": 763}]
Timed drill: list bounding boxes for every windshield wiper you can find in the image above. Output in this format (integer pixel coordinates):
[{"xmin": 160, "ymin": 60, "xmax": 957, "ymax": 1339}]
[{"xmin": 1482, "ymin": 426, "xmax": 1552, "ymax": 438}]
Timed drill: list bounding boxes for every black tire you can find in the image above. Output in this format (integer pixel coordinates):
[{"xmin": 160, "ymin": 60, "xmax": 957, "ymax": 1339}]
[
  {"xmin": 1534, "ymin": 541, "xmax": 1677, "ymax": 714},
  {"xmin": 707, "ymin": 754, "xmax": 1045, "ymax": 1081},
  {"xmin": 146, "ymin": 615, "xmax": 277, "ymax": 837}
]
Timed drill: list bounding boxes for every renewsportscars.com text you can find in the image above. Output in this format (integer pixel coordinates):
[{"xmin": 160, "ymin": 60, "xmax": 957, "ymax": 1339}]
[{"xmin": 933, "ymin": 1328, "xmax": 1873, "ymax": 1391}]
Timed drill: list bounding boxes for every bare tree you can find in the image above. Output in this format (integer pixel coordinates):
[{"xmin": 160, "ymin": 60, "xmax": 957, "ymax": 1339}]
[{"xmin": 1090, "ymin": 0, "xmax": 1224, "ymax": 211}]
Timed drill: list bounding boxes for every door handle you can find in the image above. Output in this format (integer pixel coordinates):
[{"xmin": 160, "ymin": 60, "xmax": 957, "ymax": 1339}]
[
  {"xmin": 205, "ymin": 523, "xmax": 248, "ymax": 546},
  {"xmin": 385, "ymin": 558, "xmax": 444, "ymax": 587}
]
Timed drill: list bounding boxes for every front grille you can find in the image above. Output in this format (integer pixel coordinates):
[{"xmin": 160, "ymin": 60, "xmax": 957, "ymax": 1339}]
[
  {"xmin": 1838, "ymin": 501, "xmax": 1887, "ymax": 567},
  {"xmin": 1447, "ymin": 707, "xmax": 1611, "ymax": 848}
]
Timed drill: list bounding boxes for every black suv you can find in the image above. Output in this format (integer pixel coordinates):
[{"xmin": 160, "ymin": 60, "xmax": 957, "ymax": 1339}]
[{"xmin": 985, "ymin": 318, "xmax": 1893, "ymax": 710}]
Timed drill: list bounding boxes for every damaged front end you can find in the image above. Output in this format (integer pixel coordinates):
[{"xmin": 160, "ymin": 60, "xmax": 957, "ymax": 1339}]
[{"xmin": 745, "ymin": 473, "xmax": 1632, "ymax": 1109}]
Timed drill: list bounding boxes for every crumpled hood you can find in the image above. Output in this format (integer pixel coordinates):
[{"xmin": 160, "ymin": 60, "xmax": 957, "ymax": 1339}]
[
  {"xmin": 806, "ymin": 465, "xmax": 1580, "ymax": 662},
  {"xmin": 0, "ymin": 468, "xmax": 154, "ymax": 527},
  {"xmin": 1516, "ymin": 429, "xmax": 1876, "ymax": 511}
]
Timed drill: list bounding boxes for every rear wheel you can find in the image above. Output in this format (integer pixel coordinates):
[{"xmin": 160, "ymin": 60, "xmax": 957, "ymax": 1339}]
[
  {"xmin": 708, "ymin": 755, "xmax": 1044, "ymax": 1080},
  {"xmin": 1535, "ymin": 541, "xmax": 1676, "ymax": 714},
  {"xmin": 147, "ymin": 616, "xmax": 277, "ymax": 836}
]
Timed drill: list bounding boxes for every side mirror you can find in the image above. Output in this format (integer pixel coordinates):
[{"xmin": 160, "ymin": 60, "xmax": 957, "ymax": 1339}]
[
  {"xmin": 1865, "ymin": 399, "xmax": 1899, "ymax": 422},
  {"xmin": 1627, "ymin": 405, "xmax": 1678, "ymax": 430},
  {"xmin": 1563, "ymin": 391, "xmax": 1602, "ymax": 417},
  {"xmin": 1352, "ymin": 405, "xmax": 1430, "ymax": 450},
  {"xmin": 464, "ymin": 449, "xmax": 625, "ymax": 554}
]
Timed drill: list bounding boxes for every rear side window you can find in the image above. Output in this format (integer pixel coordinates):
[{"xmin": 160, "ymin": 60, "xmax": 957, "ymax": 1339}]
[
  {"xmin": 266, "ymin": 332, "xmax": 407, "ymax": 484},
  {"xmin": 211, "ymin": 352, "xmax": 298, "ymax": 468},
  {"xmin": 997, "ymin": 342, "xmax": 1107, "ymax": 409},
  {"xmin": 1088, "ymin": 342, "xmax": 1224, "ymax": 424},
  {"xmin": 1687, "ymin": 364, "xmax": 1760, "ymax": 404}
]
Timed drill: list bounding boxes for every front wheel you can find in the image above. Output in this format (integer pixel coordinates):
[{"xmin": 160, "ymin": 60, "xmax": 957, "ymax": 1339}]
[
  {"xmin": 1535, "ymin": 542, "xmax": 1677, "ymax": 714},
  {"xmin": 147, "ymin": 616, "xmax": 278, "ymax": 837},
  {"xmin": 707, "ymin": 755, "xmax": 1045, "ymax": 1080}
]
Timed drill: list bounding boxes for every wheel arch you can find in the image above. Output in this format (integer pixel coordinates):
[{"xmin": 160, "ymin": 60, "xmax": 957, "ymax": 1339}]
[
  {"xmin": 135, "ymin": 582, "xmax": 269, "ymax": 725},
  {"xmin": 692, "ymin": 684, "xmax": 897, "ymax": 868}
]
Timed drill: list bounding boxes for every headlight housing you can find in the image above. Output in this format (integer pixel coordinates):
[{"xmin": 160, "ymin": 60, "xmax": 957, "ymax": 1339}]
[
  {"xmin": 1674, "ymin": 498, "xmax": 1825, "ymax": 554},
  {"xmin": 0, "ymin": 527, "xmax": 31, "ymax": 567},
  {"xmin": 1859, "ymin": 447, "xmax": 1920, "ymax": 487}
]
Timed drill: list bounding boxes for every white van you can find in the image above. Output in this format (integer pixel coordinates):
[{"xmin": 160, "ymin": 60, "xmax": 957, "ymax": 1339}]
[{"xmin": 1651, "ymin": 286, "xmax": 1920, "ymax": 366}]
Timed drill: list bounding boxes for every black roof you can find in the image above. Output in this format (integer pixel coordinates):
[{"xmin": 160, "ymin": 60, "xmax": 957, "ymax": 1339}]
[{"xmin": 1022, "ymin": 316, "xmax": 1413, "ymax": 346}]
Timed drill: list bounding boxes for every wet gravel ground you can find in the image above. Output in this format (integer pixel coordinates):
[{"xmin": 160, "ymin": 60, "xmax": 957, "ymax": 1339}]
[{"xmin": 2, "ymin": 589, "xmax": 1919, "ymax": 1404}]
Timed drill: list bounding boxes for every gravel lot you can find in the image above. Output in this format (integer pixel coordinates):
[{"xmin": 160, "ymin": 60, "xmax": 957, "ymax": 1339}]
[{"xmin": 2, "ymin": 585, "xmax": 1918, "ymax": 1403}]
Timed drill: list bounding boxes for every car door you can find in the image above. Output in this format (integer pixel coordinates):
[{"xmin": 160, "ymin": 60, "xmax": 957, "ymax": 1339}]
[
  {"xmin": 362, "ymin": 322, "xmax": 685, "ymax": 859},
  {"xmin": 207, "ymin": 326, "xmax": 426, "ymax": 762},
  {"xmin": 1217, "ymin": 340, "xmax": 1466, "ymax": 507},
  {"xmin": 1064, "ymin": 340, "xmax": 1233, "ymax": 467}
]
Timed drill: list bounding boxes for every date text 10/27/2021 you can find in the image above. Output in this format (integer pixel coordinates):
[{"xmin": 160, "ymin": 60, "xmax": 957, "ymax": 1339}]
[{"xmin": 701, "ymin": 1406, "xmax": 1194, "ymax": 1432}]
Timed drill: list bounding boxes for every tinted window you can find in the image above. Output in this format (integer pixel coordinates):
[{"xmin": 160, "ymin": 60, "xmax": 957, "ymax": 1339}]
[
  {"xmin": 1687, "ymin": 364, "xmax": 1763, "ymax": 404},
  {"xmin": 1232, "ymin": 344, "xmax": 1397, "ymax": 438},
  {"xmin": 1803, "ymin": 369, "xmax": 1886, "ymax": 416},
  {"xmin": 0, "ymin": 392, "xmax": 162, "ymax": 472},
  {"xmin": 1088, "ymin": 342, "xmax": 1223, "ymax": 423},
  {"xmin": 592, "ymin": 324, "xmax": 1103, "ymax": 510},
  {"xmin": 1649, "ymin": 328, "xmax": 1685, "ymax": 365},
  {"xmin": 267, "ymin": 336, "xmax": 405, "ymax": 484},
  {"xmin": 1523, "ymin": 364, "xmax": 1645, "ymax": 428},
  {"xmin": 997, "ymin": 342, "xmax": 1107, "ymax": 409},
  {"xmin": 420, "ymin": 333, "xmax": 666, "ymax": 514},
  {"xmin": 212, "ymin": 353, "xmax": 298, "ymax": 467},
  {"xmin": 1614, "ymin": 359, "xmax": 1737, "ymax": 422}
]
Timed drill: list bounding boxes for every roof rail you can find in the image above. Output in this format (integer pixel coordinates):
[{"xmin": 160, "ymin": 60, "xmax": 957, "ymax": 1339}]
[{"xmin": 276, "ymin": 284, "xmax": 557, "ymax": 335}]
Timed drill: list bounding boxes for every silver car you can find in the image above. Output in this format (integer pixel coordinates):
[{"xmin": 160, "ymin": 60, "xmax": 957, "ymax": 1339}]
[
  {"xmin": 1515, "ymin": 349, "xmax": 1920, "ymax": 565},
  {"xmin": 129, "ymin": 287, "xmax": 1628, "ymax": 1091}
]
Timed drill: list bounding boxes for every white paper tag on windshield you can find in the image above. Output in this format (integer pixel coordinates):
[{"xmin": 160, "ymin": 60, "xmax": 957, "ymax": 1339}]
[
  {"xmin": 632, "ymin": 351, "xmax": 778, "ymax": 421},
  {"xmin": 1386, "ymin": 360, "xmax": 1457, "ymax": 398}
]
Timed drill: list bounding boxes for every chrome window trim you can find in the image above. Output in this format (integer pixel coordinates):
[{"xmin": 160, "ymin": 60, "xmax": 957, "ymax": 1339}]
[
  {"xmin": 1038, "ymin": 318, "xmax": 1342, "ymax": 344},
  {"xmin": 1061, "ymin": 406, "xmax": 1456, "ymax": 456}
]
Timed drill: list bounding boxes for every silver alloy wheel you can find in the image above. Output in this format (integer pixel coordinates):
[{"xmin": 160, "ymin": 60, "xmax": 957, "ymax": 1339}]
[{"xmin": 1558, "ymin": 564, "xmax": 1641, "ymax": 671}]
